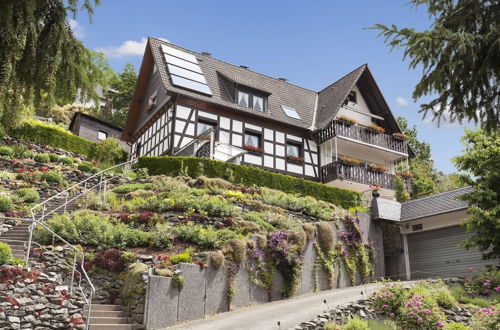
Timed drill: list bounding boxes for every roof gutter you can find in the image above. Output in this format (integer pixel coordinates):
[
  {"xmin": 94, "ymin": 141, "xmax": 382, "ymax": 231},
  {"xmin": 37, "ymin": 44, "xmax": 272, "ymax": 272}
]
[{"xmin": 309, "ymin": 94, "xmax": 319, "ymax": 131}]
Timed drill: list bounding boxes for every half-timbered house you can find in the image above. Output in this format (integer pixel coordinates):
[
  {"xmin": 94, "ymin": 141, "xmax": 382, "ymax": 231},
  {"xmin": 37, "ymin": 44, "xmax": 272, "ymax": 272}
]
[{"xmin": 123, "ymin": 37, "xmax": 413, "ymax": 199}]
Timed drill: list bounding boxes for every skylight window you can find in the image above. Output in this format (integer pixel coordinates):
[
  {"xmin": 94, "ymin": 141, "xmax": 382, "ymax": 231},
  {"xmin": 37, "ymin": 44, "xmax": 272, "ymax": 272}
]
[{"xmin": 281, "ymin": 105, "xmax": 301, "ymax": 119}]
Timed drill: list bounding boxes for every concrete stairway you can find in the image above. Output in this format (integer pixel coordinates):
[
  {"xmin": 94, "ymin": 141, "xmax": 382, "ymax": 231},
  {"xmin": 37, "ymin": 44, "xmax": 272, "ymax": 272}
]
[
  {"xmin": 86, "ymin": 304, "xmax": 132, "ymax": 330},
  {"xmin": 0, "ymin": 198, "xmax": 80, "ymax": 259}
]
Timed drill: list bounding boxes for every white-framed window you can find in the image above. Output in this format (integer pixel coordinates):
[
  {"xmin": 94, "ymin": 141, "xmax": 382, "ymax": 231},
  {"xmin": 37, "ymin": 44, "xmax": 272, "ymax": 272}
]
[
  {"xmin": 97, "ymin": 130, "xmax": 108, "ymax": 140},
  {"xmin": 237, "ymin": 89, "xmax": 266, "ymax": 112}
]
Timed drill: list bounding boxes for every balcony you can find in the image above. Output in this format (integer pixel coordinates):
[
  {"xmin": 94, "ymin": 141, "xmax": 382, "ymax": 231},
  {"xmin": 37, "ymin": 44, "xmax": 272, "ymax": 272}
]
[
  {"xmin": 321, "ymin": 161, "xmax": 412, "ymax": 192},
  {"xmin": 317, "ymin": 120, "xmax": 409, "ymax": 155}
]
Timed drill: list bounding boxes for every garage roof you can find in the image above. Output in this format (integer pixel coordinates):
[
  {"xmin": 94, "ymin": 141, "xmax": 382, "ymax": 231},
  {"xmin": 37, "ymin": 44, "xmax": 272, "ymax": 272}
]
[{"xmin": 372, "ymin": 186, "xmax": 472, "ymax": 222}]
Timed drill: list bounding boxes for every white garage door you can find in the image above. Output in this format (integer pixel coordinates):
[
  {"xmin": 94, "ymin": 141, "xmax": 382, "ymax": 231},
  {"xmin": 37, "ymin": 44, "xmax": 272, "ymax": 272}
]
[{"xmin": 407, "ymin": 225, "xmax": 498, "ymax": 279}]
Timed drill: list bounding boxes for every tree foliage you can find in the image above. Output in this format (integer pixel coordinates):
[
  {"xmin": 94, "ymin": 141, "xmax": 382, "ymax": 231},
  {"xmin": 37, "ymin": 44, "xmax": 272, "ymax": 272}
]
[
  {"xmin": 372, "ymin": 0, "xmax": 500, "ymax": 132},
  {"xmin": 397, "ymin": 117, "xmax": 464, "ymax": 198},
  {"xmin": 453, "ymin": 129, "xmax": 500, "ymax": 260},
  {"xmin": 0, "ymin": 0, "xmax": 102, "ymax": 132},
  {"xmin": 98, "ymin": 63, "xmax": 137, "ymax": 128}
]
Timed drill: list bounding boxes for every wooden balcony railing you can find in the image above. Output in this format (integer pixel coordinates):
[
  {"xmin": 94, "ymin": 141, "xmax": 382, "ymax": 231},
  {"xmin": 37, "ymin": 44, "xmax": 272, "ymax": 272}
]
[
  {"xmin": 321, "ymin": 161, "xmax": 412, "ymax": 192},
  {"xmin": 317, "ymin": 120, "xmax": 409, "ymax": 155}
]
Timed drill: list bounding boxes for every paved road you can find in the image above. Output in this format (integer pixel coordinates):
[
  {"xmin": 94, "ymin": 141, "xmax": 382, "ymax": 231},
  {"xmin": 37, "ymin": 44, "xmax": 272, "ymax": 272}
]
[{"xmin": 168, "ymin": 282, "xmax": 383, "ymax": 330}]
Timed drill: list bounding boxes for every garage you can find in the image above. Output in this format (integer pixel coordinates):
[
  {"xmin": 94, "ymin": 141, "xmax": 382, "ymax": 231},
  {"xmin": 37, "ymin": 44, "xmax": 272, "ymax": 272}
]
[{"xmin": 407, "ymin": 225, "xmax": 496, "ymax": 279}]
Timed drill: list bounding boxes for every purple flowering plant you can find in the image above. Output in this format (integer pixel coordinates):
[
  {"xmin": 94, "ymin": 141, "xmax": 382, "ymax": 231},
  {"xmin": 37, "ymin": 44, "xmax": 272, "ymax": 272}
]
[
  {"xmin": 464, "ymin": 267, "xmax": 500, "ymax": 297},
  {"xmin": 398, "ymin": 295, "xmax": 446, "ymax": 329},
  {"xmin": 469, "ymin": 306, "xmax": 500, "ymax": 329}
]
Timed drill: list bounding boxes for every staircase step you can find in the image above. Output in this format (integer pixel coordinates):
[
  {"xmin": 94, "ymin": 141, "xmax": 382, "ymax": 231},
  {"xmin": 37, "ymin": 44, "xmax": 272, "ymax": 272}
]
[
  {"xmin": 85, "ymin": 304, "xmax": 124, "ymax": 312},
  {"xmin": 90, "ymin": 311, "xmax": 127, "ymax": 318},
  {"xmin": 89, "ymin": 325, "xmax": 131, "ymax": 330},
  {"xmin": 0, "ymin": 240, "xmax": 26, "ymax": 246},
  {"xmin": 89, "ymin": 317, "xmax": 129, "ymax": 324},
  {"xmin": 0, "ymin": 234, "xmax": 29, "ymax": 239}
]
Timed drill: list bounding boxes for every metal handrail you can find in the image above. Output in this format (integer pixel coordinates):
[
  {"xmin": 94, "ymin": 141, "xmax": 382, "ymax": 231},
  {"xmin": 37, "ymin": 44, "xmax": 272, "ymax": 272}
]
[
  {"xmin": 173, "ymin": 127, "xmax": 218, "ymax": 157},
  {"xmin": 0, "ymin": 216, "xmax": 95, "ymax": 328},
  {"xmin": 16, "ymin": 158, "xmax": 137, "ymax": 329}
]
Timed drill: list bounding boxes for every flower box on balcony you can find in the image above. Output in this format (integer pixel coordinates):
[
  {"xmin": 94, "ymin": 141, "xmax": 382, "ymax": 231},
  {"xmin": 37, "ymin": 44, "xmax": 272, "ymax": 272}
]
[
  {"xmin": 397, "ymin": 171, "xmax": 414, "ymax": 178},
  {"xmin": 366, "ymin": 123, "xmax": 385, "ymax": 134},
  {"xmin": 244, "ymin": 144, "xmax": 264, "ymax": 154},
  {"xmin": 368, "ymin": 163, "xmax": 388, "ymax": 173},
  {"xmin": 286, "ymin": 155, "xmax": 304, "ymax": 164},
  {"xmin": 339, "ymin": 156, "xmax": 361, "ymax": 166},
  {"xmin": 337, "ymin": 115, "xmax": 357, "ymax": 126},
  {"xmin": 392, "ymin": 132, "xmax": 409, "ymax": 141}
]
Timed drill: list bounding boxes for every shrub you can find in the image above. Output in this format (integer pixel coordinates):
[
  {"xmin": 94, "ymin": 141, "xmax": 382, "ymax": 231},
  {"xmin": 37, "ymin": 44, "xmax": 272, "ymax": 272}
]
[
  {"xmin": 464, "ymin": 267, "xmax": 500, "ymax": 297},
  {"xmin": 0, "ymin": 146, "xmax": 13, "ymax": 157},
  {"xmin": 171, "ymin": 271, "xmax": 185, "ymax": 290},
  {"xmin": 342, "ymin": 317, "xmax": 369, "ymax": 330},
  {"xmin": 323, "ymin": 323, "xmax": 340, "ymax": 330},
  {"xmin": 121, "ymin": 263, "xmax": 149, "ymax": 304},
  {"xmin": 78, "ymin": 162, "xmax": 97, "ymax": 173},
  {"xmin": 36, "ymin": 211, "xmax": 151, "ymax": 249},
  {"xmin": 60, "ymin": 157, "xmax": 75, "ymax": 166},
  {"xmin": 187, "ymin": 194, "xmax": 236, "ymax": 217},
  {"xmin": 169, "ymin": 248, "xmax": 194, "ymax": 264},
  {"xmin": 92, "ymin": 249, "xmax": 125, "ymax": 272},
  {"xmin": 11, "ymin": 119, "xmax": 96, "ymax": 158},
  {"xmin": 48, "ymin": 153, "xmax": 60, "ymax": 162},
  {"xmin": 34, "ymin": 153, "xmax": 50, "ymax": 163},
  {"xmin": 149, "ymin": 224, "xmax": 173, "ymax": 248},
  {"xmin": 370, "ymin": 282, "xmax": 409, "ymax": 317},
  {"xmin": 302, "ymin": 223, "xmax": 316, "ymax": 241},
  {"xmin": 210, "ymin": 251, "xmax": 225, "ymax": 269},
  {"xmin": 226, "ymin": 238, "xmax": 247, "ymax": 263},
  {"xmin": 0, "ymin": 242, "xmax": 12, "ymax": 265},
  {"xmin": 443, "ymin": 323, "xmax": 468, "ymax": 330},
  {"xmin": 173, "ymin": 222, "xmax": 239, "ymax": 249},
  {"xmin": 121, "ymin": 252, "xmax": 137, "ymax": 264},
  {"xmin": 11, "ymin": 144, "xmax": 28, "ymax": 158},
  {"xmin": 235, "ymin": 220, "xmax": 261, "ymax": 235},
  {"xmin": 469, "ymin": 307, "xmax": 500, "ymax": 330},
  {"xmin": 397, "ymin": 295, "xmax": 446, "ymax": 330},
  {"xmin": 434, "ymin": 287, "xmax": 457, "ymax": 308},
  {"xmin": 15, "ymin": 188, "xmax": 40, "ymax": 203},
  {"xmin": 138, "ymin": 156, "xmax": 362, "ymax": 209},
  {"xmin": 317, "ymin": 222, "xmax": 334, "ymax": 253},
  {"xmin": 42, "ymin": 171, "xmax": 63, "ymax": 184},
  {"xmin": 93, "ymin": 138, "xmax": 127, "ymax": 164},
  {"xmin": 243, "ymin": 211, "xmax": 274, "ymax": 231},
  {"xmin": 112, "ymin": 183, "xmax": 155, "ymax": 194},
  {"xmin": 0, "ymin": 196, "xmax": 13, "ymax": 212}
]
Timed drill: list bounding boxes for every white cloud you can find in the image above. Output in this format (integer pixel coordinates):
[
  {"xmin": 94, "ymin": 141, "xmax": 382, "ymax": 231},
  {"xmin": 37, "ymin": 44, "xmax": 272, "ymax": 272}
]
[
  {"xmin": 68, "ymin": 19, "xmax": 85, "ymax": 39},
  {"xmin": 395, "ymin": 96, "xmax": 409, "ymax": 106},
  {"xmin": 423, "ymin": 105, "xmax": 460, "ymax": 128},
  {"xmin": 96, "ymin": 37, "xmax": 170, "ymax": 58}
]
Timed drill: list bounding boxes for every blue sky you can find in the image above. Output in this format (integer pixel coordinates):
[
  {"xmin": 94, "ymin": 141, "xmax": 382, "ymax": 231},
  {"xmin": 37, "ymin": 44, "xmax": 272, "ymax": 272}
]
[{"xmin": 73, "ymin": 0, "xmax": 472, "ymax": 173}]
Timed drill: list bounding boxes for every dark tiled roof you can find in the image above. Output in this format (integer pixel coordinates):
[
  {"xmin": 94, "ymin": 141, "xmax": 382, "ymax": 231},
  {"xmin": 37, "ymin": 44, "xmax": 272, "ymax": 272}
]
[
  {"xmin": 400, "ymin": 186, "xmax": 472, "ymax": 221},
  {"xmin": 315, "ymin": 64, "xmax": 367, "ymax": 129},
  {"xmin": 150, "ymin": 38, "xmax": 317, "ymax": 129},
  {"xmin": 371, "ymin": 186, "xmax": 472, "ymax": 222},
  {"xmin": 371, "ymin": 197, "xmax": 402, "ymax": 221}
]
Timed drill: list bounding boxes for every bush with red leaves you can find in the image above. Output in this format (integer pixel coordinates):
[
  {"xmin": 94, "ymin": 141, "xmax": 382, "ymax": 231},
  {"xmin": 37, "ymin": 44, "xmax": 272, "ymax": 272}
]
[
  {"xmin": 117, "ymin": 213, "xmax": 130, "ymax": 223},
  {"xmin": 0, "ymin": 266, "xmax": 40, "ymax": 284},
  {"xmin": 138, "ymin": 212, "xmax": 154, "ymax": 225},
  {"xmin": 189, "ymin": 213, "xmax": 208, "ymax": 223},
  {"xmin": 231, "ymin": 186, "xmax": 260, "ymax": 194},
  {"xmin": 91, "ymin": 249, "xmax": 125, "ymax": 272}
]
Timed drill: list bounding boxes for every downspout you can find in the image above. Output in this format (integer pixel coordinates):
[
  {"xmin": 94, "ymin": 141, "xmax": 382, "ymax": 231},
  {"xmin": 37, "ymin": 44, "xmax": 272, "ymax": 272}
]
[{"xmin": 169, "ymin": 93, "xmax": 179, "ymax": 154}]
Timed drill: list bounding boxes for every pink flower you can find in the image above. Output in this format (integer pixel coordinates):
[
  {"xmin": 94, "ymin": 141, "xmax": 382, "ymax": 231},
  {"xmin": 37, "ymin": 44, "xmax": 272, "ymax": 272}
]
[
  {"xmin": 415, "ymin": 301, "xmax": 422, "ymax": 307},
  {"xmin": 417, "ymin": 317, "xmax": 423, "ymax": 323},
  {"xmin": 436, "ymin": 321, "xmax": 445, "ymax": 328},
  {"xmin": 495, "ymin": 286, "xmax": 500, "ymax": 292},
  {"xmin": 389, "ymin": 313, "xmax": 395, "ymax": 318},
  {"xmin": 383, "ymin": 304, "xmax": 389, "ymax": 309},
  {"xmin": 407, "ymin": 302, "xmax": 413, "ymax": 307},
  {"xmin": 423, "ymin": 309, "xmax": 431, "ymax": 315},
  {"xmin": 408, "ymin": 312, "xmax": 415, "ymax": 316},
  {"xmin": 414, "ymin": 307, "xmax": 420, "ymax": 312}
]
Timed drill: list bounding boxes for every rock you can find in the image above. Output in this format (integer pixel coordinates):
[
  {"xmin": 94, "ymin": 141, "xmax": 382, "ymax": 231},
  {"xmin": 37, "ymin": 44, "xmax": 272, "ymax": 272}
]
[
  {"xmin": 8, "ymin": 316, "xmax": 21, "ymax": 323},
  {"xmin": 356, "ymin": 309, "xmax": 367, "ymax": 318}
]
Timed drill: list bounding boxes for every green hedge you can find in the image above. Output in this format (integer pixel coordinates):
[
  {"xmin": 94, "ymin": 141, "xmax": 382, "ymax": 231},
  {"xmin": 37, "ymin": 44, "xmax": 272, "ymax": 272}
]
[
  {"xmin": 11, "ymin": 119, "xmax": 127, "ymax": 162},
  {"xmin": 138, "ymin": 156, "xmax": 362, "ymax": 209}
]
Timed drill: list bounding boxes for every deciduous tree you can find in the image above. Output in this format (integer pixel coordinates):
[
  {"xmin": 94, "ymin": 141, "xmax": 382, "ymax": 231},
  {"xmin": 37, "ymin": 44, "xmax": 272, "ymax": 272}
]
[{"xmin": 453, "ymin": 129, "xmax": 500, "ymax": 260}]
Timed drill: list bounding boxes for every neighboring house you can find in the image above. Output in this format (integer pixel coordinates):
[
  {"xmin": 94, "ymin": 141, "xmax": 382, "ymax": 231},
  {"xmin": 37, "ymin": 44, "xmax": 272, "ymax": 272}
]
[
  {"xmin": 69, "ymin": 112, "xmax": 130, "ymax": 151},
  {"xmin": 122, "ymin": 37, "xmax": 414, "ymax": 199},
  {"xmin": 73, "ymin": 85, "xmax": 118, "ymax": 111},
  {"xmin": 372, "ymin": 186, "xmax": 499, "ymax": 279}
]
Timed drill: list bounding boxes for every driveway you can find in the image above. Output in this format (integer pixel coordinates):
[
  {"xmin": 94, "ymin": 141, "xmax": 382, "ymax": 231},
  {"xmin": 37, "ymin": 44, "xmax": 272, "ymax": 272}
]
[{"xmin": 168, "ymin": 282, "xmax": 385, "ymax": 330}]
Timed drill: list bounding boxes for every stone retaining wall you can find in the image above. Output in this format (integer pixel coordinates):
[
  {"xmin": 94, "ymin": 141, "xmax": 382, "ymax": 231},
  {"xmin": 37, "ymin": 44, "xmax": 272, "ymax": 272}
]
[{"xmin": 143, "ymin": 211, "xmax": 384, "ymax": 329}]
